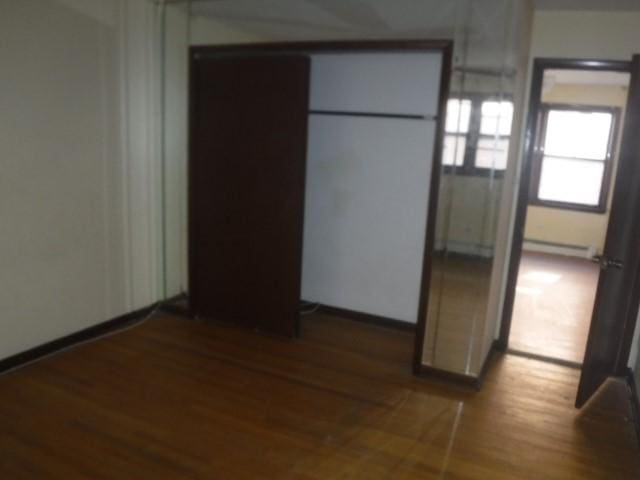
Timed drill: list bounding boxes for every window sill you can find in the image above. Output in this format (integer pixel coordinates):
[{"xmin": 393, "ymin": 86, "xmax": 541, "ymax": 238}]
[
  {"xmin": 528, "ymin": 199, "xmax": 607, "ymax": 214},
  {"xmin": 442, "ymin": 166, "xmax": 506, "ymax": 178}
]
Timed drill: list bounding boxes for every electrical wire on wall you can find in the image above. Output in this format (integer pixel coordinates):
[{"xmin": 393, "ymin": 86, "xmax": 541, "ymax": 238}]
[
  {"xmin": 300, "ymin": 301, "xmax": 320, "ymax": 315},
  {"xmin": 0, "ymin": 297, "xmax": 184, "ymax": 377}
]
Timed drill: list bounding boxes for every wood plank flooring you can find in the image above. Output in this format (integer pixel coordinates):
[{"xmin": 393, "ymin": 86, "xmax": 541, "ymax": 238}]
[
  {"xmin": 510, "ymin": 252, "xmax": 599, "ymax": 363},
  {"xmin": 0, "ymin": 312, "xmax": 638, "ymax": 479}
]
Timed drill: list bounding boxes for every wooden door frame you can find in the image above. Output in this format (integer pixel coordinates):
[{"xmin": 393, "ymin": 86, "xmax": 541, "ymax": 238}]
[
  {"xmin": 498, "ymin": 57, "xmax": 637, "ymax": 374},
  {"xmin": 188, "ymin": 40, "xmax": 453, "ymax": 345}
]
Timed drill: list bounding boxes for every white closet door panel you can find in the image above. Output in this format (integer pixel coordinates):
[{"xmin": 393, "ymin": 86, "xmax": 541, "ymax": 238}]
[
  {"xmin": 310, "ymin": 52, "xmax": 442, "ymax": 116},
  {"xmin": 301, "ymin": 115, "xmax": 436, "ymax": 323}
]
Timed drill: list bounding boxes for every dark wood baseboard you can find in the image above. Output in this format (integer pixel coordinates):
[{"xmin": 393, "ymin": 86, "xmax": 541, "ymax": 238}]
[
  {"xmin": 159, "ymin": 292, "xmax": 190, "ymax": 317},
  {"xmin": 506, "ymin": 348, "xmax": 582, "ymax": 370},
  {"xmin": 416, "ymin": 364, "xmax": 481, "ymax": 389},
  {"xmin": 305, "ymin": 302, "xmax": 416, "ymax": 332},
  {"xmin": 495, "ymin": 338, "xmax": 508, "ymax": 353},
  {"xmin": 416, "ymin": 341, "xmax": 500, "ymax": 390},
  {"xmin": 625, "ymin": 368, "xmax": 640, "ymax": 444},
  {"xmin": 0, "ymin": 303, "xmax": 158, "ymax": 375},
  {"xmin": 477, "ymin": 340, "xmax": 500, "ymax": 388}
]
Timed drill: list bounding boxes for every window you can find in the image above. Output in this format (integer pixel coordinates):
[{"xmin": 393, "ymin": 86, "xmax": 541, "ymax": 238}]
[
  {"xmin": 477, "ymin": 101, "xmax": 513, "ymax": 170},
  {"xmin": 530, "ymin": 104, "xmax": 619, "ymax": 213},
  {"xmin": 442, "ymin": 96, "xmax": 513, "ymax": 175},
  {"xmin": 443, "ymin": 99, "xmax": 471, "ymax": 167}
]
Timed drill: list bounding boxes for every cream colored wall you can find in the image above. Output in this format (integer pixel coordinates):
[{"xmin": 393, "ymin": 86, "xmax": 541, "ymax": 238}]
[
  {"xmin": 523, "ymin": 83, "xmax": 628, "ymax": 254},
  {"xmin": 525, "ymin": 207, "xmax": 609, "ymax": 252},
  {"xmin": 544, "ymin": 83, "xmax": 629, "ymax": 107},
  {"xmin": 0, "ymin": 1, "xmax": 273, "ymax": 361},
  {"xmin": 531, "ymin": 11, "xmax": 640, "ymax": 61},
  {"xmin": 0, "ymin": 0, "xmax": 163, "ymax": 360},
  {"xmin": 190, "ymin": 16, "xmax": 265, "ymax": 45}
]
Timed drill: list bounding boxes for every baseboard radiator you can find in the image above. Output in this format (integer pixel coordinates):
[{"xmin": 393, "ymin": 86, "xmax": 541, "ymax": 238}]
[{"xmin": 523, "ymin": 239, "xmax": 596, "ymax": 260}]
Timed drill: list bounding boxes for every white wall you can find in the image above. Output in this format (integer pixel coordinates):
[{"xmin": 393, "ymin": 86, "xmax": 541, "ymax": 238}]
[
  {"xmin": 309, "ymin": 53, "xmax": 443, "ymax": 116},
  {"xmin": 486, "ymin": 0, "xmax": 534, "ymax": 351},
  {"xmin": 301, "ymin": 53, "xmax": 441, "ymax": 323},
  {"xmin": 0, "ymin": 0, "xmax": 162, "ymax": 360}
]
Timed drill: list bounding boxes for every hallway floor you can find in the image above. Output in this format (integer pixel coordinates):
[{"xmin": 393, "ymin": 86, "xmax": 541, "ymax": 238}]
[
  {"xmin": 510, "ymin": 251, "xmax": 600, "ymax": 363},
  {"xmin": 1, "ymin": 312, "xmax": 638, "ymax": 479}
]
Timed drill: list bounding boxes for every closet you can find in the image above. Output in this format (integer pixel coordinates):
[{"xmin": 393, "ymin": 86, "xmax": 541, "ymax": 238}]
[
  {"xmin": 189, "ymin": 42, "xmax": 451, "ymax": 337},
  {"xmin": 189, "ymin": 56, "xmax": 310, "ymax": 336}
]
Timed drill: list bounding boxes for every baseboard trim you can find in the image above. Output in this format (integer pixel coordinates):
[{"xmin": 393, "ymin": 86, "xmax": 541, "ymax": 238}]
[
  {"xmin": 415, "ymin": 341, "xmax": 500, "ymax": 390},
  {"xmin": 477, "ymin": 340, "xmax": 500, "ymax": 388},
  {"xmin": 0, "ymin": 302, "xmax": 158, "ymax": 375},
  {"xmin": 506, "ymin": 348, "xmax": 582, "ymax": 369},
  {"xmin": 494, "ymin": 338, "xmax": 508, "ymax": 353},
  {"xmin": 415, "ymin": 364, "xmax": 480, "ymax": 388},
  {"xmin": 625, "ymin": 368, "xmax": 640, "ymax": 444},
  {"xmin": 522, "ymin": 239, "xmax": 594, "ymax": 259},
  {"xmin": 158, "ymin": 292, "xmax": 190, "ymax": 317},
  {"xmin": 306, "ymin": 302, "xmax": 416, "ymax": 332}
]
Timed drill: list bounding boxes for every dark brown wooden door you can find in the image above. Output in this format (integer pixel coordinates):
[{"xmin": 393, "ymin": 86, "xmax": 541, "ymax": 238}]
[
  {"xmin": 189, "ymin": 55, "xmax": 310, "ymax": 337},
  {"xmin": 576, "ymin": 55, "xmax": 640, "ymax": 407}
]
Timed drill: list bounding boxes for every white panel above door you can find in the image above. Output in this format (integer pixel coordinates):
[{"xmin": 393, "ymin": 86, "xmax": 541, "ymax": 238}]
[{"xmin": 309, "ymin": 52, "xmax": 443, "ymax": 116}]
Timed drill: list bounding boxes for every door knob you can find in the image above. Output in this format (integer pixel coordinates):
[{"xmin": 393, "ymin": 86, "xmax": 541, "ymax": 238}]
[{"xmin": 591, "ymin": 255, "xmax": 624, "ymax": 270}]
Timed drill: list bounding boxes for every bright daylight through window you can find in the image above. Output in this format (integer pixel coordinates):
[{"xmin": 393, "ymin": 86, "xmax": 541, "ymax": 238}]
[{"xmin": 533, "ymin": 107, "xmax": 616, "ymax": 211}]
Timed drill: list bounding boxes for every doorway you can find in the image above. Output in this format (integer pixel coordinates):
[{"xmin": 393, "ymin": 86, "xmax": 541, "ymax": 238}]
[
  {"xmin": 501, "ymin": 56, "xmax": 640, "ymax": 407},
  {"xmin": 509, "ymin": 68, "xmax": 627, "ymax": 365}
]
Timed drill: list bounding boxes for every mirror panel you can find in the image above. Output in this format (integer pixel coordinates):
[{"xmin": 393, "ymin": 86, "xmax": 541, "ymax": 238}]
[{"xmin": 421, "ymin": 0, "xmax": 520, "ymax": 376}]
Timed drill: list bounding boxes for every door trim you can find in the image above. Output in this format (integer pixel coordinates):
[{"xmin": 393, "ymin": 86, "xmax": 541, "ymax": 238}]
[
  {"xmin": 188, "ymin": 40, "xmax": 453, "ymax": 349},
  {"xmin": 498, "ymin": 58, "xmax": 634, "ymax": 371}
]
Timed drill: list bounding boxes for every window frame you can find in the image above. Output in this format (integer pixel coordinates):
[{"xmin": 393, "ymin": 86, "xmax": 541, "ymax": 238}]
[
  {"xmin": 443, "ymin": 94, "xmax": 513, "ymax": 178},
  {"xmin": 529, "ymin": 102, "xmax": 621, "ymax": 214}
]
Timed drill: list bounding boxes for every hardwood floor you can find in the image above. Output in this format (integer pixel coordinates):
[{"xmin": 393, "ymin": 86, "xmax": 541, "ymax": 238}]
[
  {"xmin": 0, "ymin": 312, "xmax": 638, "ymax": 479},
  {"xmin": 510, "ymin": 252, "xmax": 599, "ymax": 363}
]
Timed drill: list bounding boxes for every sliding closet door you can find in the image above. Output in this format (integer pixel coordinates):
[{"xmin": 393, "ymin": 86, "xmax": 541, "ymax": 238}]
[{"xmin": 189, "ymin": 55, "xmax": 310, "ymax": 337}]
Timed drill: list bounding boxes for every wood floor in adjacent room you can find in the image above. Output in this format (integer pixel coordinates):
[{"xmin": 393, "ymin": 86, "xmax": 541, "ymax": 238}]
[
  {"xmin": 0, "ymin": 312, "xmax": 638, "ymax": 479},
  {"xmin": 510, "ymin": 251, "xmax": 600, "ymax": 364}
]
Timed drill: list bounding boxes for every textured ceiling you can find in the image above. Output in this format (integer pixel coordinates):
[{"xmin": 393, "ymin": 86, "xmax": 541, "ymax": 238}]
[
  {"xmin": 189, "ymin": 0, "xmax": 519, "ymax": 67},
  {"xmin": 190, "ymin": 0, "xmax": 463, "ymax": 40}
]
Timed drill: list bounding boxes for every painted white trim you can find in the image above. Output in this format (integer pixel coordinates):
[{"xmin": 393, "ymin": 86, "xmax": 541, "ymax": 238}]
[
  {"xmin": 628, "ymin": 313, "xmax": 640, "ymax": 369},
  {"xmin": 116, "ymin": 0, "xmax": 164, "ymax": 310},
  {"xmin": 116, "ymin": 0, "xmax": 134, "ymax": 311},
  {"xmin": 491, "ymin": 1, "xmax": 536, "ymax": 340}
]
